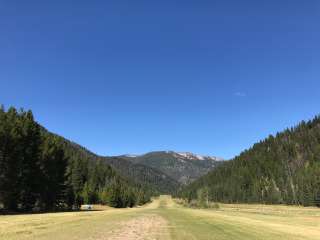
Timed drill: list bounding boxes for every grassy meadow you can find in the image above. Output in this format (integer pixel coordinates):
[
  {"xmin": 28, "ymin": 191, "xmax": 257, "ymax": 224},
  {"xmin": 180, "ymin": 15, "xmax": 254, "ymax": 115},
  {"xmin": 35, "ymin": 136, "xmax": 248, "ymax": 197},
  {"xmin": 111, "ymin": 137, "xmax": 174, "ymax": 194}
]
[{"xmin": 1, "ymin": 196, "xmax": 320, "ymax": 240}]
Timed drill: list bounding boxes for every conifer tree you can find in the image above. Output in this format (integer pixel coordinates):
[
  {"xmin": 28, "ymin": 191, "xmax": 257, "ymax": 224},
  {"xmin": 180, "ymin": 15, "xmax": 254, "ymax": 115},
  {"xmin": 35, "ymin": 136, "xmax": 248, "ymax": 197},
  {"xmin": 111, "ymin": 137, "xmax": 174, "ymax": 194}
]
[
  {"xmin": 0, "ymin": 107, "xmax": 22, "ymax": 211},
  {"xmin": 40, "ymin": 135, "xmax": 68, "ymax": 210},
  {"xmin": 19, "ymin": 110, "xmax": 42, "ymax": 211}
]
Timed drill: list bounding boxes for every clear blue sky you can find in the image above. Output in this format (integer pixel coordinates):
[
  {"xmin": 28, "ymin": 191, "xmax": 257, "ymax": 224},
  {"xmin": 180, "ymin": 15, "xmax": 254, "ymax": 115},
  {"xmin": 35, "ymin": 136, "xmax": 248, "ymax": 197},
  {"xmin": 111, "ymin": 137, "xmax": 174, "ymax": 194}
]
[{"xmin": 1, "ymin": 1, "xmax": 320, "ymax": 159}]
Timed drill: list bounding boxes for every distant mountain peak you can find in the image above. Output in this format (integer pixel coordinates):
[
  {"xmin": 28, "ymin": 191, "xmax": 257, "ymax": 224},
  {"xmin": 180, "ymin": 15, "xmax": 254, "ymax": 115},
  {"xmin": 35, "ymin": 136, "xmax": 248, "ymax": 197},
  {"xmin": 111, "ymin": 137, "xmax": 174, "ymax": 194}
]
[
  {"xmin": 113, "ymin": 150, "xmax": 223, "ymax": 185},
  {"xmin": 170, "ymin": 151, "xmax": 223, "ymax": 161},
  {"xmin": 122, "ymin": 154, "xmax": 141, "ymax": 158},
  {"xmin": 117, "ymin": 151, "xmax": 224, "ymax": 162}
]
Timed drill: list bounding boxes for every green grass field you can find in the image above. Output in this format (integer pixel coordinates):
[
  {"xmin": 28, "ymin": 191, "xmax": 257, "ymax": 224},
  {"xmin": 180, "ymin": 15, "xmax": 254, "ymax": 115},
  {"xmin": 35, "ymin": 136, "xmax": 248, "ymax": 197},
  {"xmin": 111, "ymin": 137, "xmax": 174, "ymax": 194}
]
[{"xmin": 1, "ymin": 196, "xmax": 320, "ymax": 240}]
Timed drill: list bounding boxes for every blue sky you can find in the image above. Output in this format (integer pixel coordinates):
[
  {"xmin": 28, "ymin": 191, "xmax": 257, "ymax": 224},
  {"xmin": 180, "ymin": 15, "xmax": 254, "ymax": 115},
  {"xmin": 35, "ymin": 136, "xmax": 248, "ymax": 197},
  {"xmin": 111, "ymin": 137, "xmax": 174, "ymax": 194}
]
[{"xmin": 1, "ymin": 0, "xmax": 320, "ymax": 159}]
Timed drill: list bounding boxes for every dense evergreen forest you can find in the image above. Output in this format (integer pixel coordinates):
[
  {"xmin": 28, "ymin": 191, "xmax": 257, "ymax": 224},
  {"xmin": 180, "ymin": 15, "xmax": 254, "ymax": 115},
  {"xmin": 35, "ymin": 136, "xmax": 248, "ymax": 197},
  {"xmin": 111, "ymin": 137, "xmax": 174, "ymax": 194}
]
[
  {"xmin": 104, "ymin": 157, "xmax": 180, "ymax": 194},
  {"xmin": 0, "ymin": 106, "xmax": 151, "ymax": 212},
  {"xmin": 180, "ymin": 116, "xmax": 320, "ymax": 207},
  {"xmin": 47, "ymin": 134, "xmax": 179, "ymax": 195},
  {"xmin": 47, "ymin": 132, "xmax": 152, "ymax": 210}
]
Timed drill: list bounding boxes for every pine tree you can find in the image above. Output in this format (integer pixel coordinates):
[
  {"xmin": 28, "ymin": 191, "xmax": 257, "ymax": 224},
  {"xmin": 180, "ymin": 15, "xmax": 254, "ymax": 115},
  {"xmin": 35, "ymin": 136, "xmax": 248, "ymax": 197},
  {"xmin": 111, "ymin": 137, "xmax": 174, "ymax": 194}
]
[
  {"xmin": 70, "ymin": 159, "xmax": 87, "ymax": 208},
  {"xmin": 19, "ymin": 110, "xmax": 42, "ymax": 211},
  {"xmin": 315, "ymin": 192, "xmax": 320, "ymax": 207},
  {"xmin": 99, "ymin": 187, "xmax": 109, "ymax": 205},
  {"xmin": 0, "ymin": 107, "xmax": 22, "ymax": 211},
  {"xmin": 81, "ymin": 182, "xmax": 91, "ymax": 204},
  {"xmin": 40, "ymin": 136, "xmax": 68, "ymax": 210},
  {"xmin": 0, "ymin": 106, "xmax": 6, "ymax": 207},
  {"xmin": 197, "ymin": 187, "xmax": 209, "ymax": 208}
]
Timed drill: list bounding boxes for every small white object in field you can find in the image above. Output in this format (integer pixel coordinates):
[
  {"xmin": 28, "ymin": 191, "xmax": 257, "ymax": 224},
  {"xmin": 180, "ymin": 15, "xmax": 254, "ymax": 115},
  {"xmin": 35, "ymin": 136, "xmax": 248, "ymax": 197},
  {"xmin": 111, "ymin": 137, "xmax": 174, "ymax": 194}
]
[{"xmin": 81, "ymin": 205, "xmax": 94, "ymax": 210}]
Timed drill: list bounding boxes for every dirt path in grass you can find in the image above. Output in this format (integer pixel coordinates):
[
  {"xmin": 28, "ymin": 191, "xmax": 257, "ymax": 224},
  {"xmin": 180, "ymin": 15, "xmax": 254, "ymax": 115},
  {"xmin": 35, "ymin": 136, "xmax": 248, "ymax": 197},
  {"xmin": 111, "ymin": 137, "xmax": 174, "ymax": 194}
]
[
  {"xmin": 104, "ymin": 214, "xmax": 169, "ymax": 240},
  {"xmin": 3, "ymin": 196, "xmax": 320, "ymax": 240}
]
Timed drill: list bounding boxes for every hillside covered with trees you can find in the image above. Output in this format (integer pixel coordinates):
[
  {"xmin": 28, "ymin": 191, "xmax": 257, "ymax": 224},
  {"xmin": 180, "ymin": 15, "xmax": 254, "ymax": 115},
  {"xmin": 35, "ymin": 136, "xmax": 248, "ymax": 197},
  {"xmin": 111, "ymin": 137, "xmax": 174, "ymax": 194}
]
[
  {"xmin": 47, "ymin": 135, "xmax": 180, "ymax": 195},
  {"xmin": 180, "ymin": 116, "xmax": 320, "ymax": 207},
  {"xmin": 0, "ymin": 106, "xmax": 151, "ymax": 212},
  {"xmin": 123, "ymin": 151, "xmax": 221, "ymax": 184},
  {"xmin": 103, "ymin": 157, "xmax": 180, "ymax": 194}
]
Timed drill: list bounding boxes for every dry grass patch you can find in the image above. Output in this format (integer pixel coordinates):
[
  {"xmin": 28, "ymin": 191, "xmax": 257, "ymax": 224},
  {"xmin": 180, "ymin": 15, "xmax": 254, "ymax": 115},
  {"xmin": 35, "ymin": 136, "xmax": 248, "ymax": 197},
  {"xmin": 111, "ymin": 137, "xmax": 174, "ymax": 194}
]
[{"xmin": 1, "ymin": 196, "xmax": 320, "ymax": 240}]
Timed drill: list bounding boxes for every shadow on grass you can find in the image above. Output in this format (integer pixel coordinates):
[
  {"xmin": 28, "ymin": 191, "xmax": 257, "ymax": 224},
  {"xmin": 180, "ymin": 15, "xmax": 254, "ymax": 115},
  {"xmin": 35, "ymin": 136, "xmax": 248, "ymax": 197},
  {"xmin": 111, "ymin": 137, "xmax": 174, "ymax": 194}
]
[{"xmin": 0, "ymin": 208, "xmax": 103, "ymax": 216}]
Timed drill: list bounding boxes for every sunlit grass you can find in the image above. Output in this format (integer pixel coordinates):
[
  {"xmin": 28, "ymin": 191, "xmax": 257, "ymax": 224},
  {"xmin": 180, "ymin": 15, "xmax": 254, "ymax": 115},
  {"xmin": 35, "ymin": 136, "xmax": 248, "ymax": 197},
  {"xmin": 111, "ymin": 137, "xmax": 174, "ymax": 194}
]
[{"xmin": 1, "ymin": 196, "xmax": 319, "ymax": 240}]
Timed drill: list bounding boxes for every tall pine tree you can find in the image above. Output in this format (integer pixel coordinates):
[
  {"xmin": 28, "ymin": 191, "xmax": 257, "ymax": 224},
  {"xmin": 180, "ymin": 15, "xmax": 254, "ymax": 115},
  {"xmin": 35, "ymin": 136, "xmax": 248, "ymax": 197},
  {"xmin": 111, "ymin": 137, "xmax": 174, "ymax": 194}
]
[{"xmin": 40, "ymin": 135, "xmax": 68, "ymax": 210}]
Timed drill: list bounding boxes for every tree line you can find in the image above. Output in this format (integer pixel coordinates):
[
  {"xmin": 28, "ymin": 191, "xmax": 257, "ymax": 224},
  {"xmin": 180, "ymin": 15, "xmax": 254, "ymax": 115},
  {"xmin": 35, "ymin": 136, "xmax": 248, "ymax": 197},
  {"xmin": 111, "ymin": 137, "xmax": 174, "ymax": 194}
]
[
  {"xmin": 0, "ymin": 106, "xmax": 150, "ymax": 212},
  {"xmin": 180, "ymin": 116, "xmax": 320, "ymax": 207},
  {"xmin": 104, "ymin": 156, "xmax": 180, "ymax": 195}
]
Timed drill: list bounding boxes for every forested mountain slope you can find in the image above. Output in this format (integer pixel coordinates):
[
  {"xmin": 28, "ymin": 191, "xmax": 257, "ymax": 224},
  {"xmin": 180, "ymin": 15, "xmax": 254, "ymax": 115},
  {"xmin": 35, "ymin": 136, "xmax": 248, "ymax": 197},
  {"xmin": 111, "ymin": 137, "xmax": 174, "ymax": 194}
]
[
  {"xmin": 180, "ymin": 116, "xmax": 320, "ymax": 206},
  {"xmin": 44, "ymin": 131, "xmax": 153, "ymax": 208},
  {"xmin": 0, "ymin": 106, "xmax": 151, "ymax": 212},
  {"xmin": 48, "ymin": 132, "xmax": 179, "ymax": 195},
  {"xmin": 123, "ymin": 151, "xmax": 222, "ymax": 184},
  {"xmin": 103, "ymin": 157, "xmax": 180, "ymax": 194}
]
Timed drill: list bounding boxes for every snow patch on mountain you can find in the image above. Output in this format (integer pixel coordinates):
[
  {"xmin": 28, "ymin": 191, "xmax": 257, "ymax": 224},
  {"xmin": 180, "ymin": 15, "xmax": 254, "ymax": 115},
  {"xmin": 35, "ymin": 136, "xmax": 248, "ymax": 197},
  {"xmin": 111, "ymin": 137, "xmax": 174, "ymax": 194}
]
[
  {"xmin": 117, "ymin": 151, "xmax": 224, "ymax": 162},
  {"xmin": 123, "ymin": 154, "xmax": 141, "ymax": 158},
  {"xmin": 175, "ymin": 152, "xmax": 223, "ymax": 161}
]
